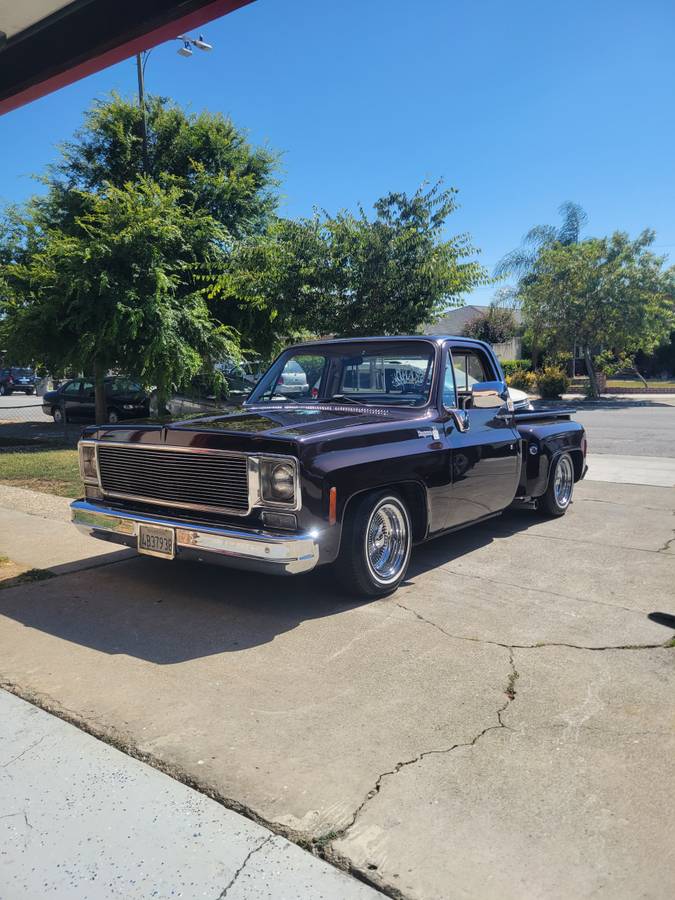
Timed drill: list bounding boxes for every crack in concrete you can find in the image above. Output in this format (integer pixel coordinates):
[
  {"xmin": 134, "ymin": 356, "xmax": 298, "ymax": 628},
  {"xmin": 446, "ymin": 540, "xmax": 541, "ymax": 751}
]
[
  {"xmin": 394, "ymin": 601, "xmax": 672, "ymax": 652},
  {"xmin": 1, "ymin": 735, "xmax": 46, "ymax": 769},
  {"xmin": 217, "ymin": 835, "xmax": 273, "ymax": 899},
  {"xmin": 323, "ymin": 647, "xmax": 519, "ymax": 854}
]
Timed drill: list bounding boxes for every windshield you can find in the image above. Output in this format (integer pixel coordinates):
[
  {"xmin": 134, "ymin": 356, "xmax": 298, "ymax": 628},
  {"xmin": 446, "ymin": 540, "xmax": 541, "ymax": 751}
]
[{"xmin": 247, "ymin": 342, "xmax": 436, "ymax": 408}]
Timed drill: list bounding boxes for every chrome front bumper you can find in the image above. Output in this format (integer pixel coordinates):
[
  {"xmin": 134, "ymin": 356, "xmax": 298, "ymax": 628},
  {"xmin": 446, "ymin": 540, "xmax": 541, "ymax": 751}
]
[{"xmin": 71, "ymin": 500, "xmax": 320, "ymax": 575}]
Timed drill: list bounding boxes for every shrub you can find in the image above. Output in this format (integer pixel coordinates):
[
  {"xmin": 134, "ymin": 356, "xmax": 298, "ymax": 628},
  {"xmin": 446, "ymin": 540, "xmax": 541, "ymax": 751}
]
[
  {"xmin": 536, "ymin": 366, "xmax": 570, "ymax": 399},
  {"xmin": 507, "ymin": 370, "xmax": 537, "ymax": 392},
  {"xmin": 463, "ymin": 307, "xmax": 518, "ymax": 344},
  {"xmin": 501, "ymin": 359, "xmax": 532, "ymax": 377}
]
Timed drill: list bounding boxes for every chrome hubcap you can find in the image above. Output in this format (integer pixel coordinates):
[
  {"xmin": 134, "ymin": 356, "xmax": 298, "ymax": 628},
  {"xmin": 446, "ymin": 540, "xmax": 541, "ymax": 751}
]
[
  {"xmin": 366, "ymin": 501, "xmax": 409, "ymax": 584},
  {"xmin": 553, "ymin": 456, "xmax": 574, "ymax": 508}
]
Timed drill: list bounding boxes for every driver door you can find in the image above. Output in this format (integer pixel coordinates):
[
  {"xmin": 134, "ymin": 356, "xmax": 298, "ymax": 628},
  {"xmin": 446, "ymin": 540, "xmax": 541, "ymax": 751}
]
[{"xmin": 441, "ymin": 342, "xmax": 521, "ymax": 529}]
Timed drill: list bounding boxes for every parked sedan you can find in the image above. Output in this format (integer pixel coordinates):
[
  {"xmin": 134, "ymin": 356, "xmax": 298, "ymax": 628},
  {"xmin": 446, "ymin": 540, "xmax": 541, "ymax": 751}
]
[
  {"xmin": 0, "ymin": 367, "xmax": 37, "ymax": 395},
  {"xmin": 42, "ymin": 377, "xmax": 150, "ymax": 424}
]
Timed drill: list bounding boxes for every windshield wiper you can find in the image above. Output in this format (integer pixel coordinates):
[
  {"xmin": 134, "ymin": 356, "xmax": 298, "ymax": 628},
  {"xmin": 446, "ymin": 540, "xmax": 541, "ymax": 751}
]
[{"xmin": 327, "ymin": 394, "xmax": 363, "ymax": 405}]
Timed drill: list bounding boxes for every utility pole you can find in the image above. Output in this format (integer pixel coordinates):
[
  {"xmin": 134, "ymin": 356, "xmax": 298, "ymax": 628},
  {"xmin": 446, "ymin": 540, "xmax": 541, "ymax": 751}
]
[{"xmin": 135, "ymin": 52, "xmax": 149, "ymax": 173}]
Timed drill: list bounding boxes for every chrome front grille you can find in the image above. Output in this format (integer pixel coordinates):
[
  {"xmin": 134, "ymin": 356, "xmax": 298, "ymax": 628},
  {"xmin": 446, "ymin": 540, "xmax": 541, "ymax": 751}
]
[{"xmin": 97, "ymin": 444, "xmax": 250, "ymax": 515}]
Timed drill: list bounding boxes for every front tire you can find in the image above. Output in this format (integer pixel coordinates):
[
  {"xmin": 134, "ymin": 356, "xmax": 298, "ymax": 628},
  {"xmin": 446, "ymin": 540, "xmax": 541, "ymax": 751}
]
[
  {"xmin": 52, "ymin": 406, "xmax": 65, "ymax": 424},
  {"xmin": 0, "ymin": 385, "xmax": 10, "ymax": 396},
  {"xmin": 538, "ymin": 452, "xmax": 575, "ymax": 517},
  {"xmin": 107, "ymin": 409, "xmax": 120, "ymax": 424},
  {"xmin": 334, "ymin": 490, "xmax": 412, "ymax": 597}
]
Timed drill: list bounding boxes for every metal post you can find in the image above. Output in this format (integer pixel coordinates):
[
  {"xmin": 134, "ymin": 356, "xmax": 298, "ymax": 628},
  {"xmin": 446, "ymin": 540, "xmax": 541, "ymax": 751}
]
[{"xmin": 136, "ymin": 52, "xmax": 148, "ymax": 173}]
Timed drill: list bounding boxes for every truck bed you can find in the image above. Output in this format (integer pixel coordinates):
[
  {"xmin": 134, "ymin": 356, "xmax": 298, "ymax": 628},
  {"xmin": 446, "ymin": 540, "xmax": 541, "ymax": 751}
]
[{"xmin": 513, "ymin": 407, "xmax": 576, "ymax": 423}]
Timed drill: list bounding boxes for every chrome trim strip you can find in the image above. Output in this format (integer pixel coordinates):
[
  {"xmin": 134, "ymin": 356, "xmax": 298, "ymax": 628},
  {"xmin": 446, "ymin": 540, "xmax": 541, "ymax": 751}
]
[
  {"xmin": 91, "ymin": 440, "xmax": 250, "ymax": 458},
  {"xmin": 101, "ymin": 490, "xmax": 251, "ymax": 518},
  {"xmin": 71, "ymin": 500, "xmax": 319, "ymax": 575}
]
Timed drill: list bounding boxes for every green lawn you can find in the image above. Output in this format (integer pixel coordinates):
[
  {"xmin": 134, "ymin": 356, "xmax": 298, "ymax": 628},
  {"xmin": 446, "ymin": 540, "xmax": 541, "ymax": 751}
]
[
  {"xmin": 0, "ymin": 448, "xmax": 81, "ymax": 497},
  {"xmin": 606, "ymin": 380, "xmax": 675, "ymax": 389}
]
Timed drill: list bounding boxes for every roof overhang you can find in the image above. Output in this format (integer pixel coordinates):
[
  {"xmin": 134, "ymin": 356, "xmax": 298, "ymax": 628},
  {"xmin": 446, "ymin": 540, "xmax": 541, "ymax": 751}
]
[{"xmin": 0, "ymin": 0, "xmax": 254, "ymax": 115}]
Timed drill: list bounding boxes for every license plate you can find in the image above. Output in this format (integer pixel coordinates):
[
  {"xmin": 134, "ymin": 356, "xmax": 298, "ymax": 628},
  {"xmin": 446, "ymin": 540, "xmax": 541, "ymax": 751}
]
[{"xmin": 138, "ymin": 524, "xmax": 175, "ymax": 560}]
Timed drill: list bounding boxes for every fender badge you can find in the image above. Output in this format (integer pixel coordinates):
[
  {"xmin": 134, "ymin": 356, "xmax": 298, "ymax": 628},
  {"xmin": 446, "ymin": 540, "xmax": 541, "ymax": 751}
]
[{"xmin": 417, "ymin": 428, "xmax": 440, "ymax": 440}]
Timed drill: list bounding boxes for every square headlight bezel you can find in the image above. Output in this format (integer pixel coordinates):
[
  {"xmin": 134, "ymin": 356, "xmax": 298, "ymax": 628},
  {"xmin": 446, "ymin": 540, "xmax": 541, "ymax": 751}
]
[
  {"xmin": 250, "ymin": 455, "xmax": 301, "ymax": 511},
  {"xmin": 78, "ymin": 440, "xmax": 100, "ymax": 485}
]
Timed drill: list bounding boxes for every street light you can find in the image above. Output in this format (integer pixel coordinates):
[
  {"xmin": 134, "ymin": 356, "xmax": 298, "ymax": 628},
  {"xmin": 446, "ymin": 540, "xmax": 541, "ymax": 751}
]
[
  {"xmin": 135, "ymin": 34, "xmax": 214, "ymax": 170},
  {"xmin": 178, "ymin": 34, "xmax": 213, "ymax": 53}
]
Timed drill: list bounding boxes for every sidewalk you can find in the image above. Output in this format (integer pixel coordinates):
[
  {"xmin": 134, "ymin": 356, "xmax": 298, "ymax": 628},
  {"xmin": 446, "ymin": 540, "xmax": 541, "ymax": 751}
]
[{"xmin": 0, "ymin": 689, "xmax": 380, "ymax": 900}]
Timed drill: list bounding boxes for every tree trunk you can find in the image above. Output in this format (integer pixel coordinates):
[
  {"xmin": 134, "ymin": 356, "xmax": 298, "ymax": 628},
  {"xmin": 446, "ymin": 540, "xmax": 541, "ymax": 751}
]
[
  {"xmin": 94, "ymin": 361, "xmax": 107, "ymax": 424},
  {"xmin": 584, "ymin": 346, "xmax": 601, "ymax": 398}
]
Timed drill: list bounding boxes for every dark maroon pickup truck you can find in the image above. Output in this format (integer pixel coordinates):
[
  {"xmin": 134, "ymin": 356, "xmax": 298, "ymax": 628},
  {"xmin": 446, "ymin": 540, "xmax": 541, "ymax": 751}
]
[{"xmin": 72, "ymin": 336, "xmax": 587, "ymax": 596}]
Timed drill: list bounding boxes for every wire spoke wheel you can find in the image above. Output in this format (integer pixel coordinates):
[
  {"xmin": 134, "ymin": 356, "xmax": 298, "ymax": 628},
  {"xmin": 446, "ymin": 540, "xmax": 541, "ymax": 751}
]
[
  {"xmin": 365, "ymin": 500, "xmax": 410, "ymax": 584},
  {"xmin": 553, "ymin": 455, "xmax": 574, "ymax": 509}
]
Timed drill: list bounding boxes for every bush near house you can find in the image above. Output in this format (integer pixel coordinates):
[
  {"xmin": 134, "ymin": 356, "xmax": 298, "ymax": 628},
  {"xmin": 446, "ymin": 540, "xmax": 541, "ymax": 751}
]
[
  {"xmin": 507, "ymin": 370, "xmax": 537, "ymax": 392},
  {"xmin": 536, "ymin": 366, "xmax": 570, "ymax": 398},
  {"xmin": 506, "ymin": 366, "xmax": 570, "ymax": 397},
  {"xmin": 501, "ymin": 359, "xmax": 532, "ymax": 377}
]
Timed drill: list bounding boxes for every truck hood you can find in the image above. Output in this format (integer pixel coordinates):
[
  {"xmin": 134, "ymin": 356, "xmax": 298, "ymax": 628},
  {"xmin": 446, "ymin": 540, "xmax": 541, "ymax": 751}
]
[
  {"xmin": 170, "ymin": 404, "xmax": 404, "ymax": 440},
  {"xmin": 88, "ymin": 403, "xmax": 424, "ymax": 454}
]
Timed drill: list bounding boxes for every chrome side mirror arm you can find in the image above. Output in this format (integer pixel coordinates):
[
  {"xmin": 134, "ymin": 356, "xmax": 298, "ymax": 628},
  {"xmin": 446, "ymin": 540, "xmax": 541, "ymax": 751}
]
[{"xmin": 445, "ymin": 407, "xmax": 470, "ymax": 433}]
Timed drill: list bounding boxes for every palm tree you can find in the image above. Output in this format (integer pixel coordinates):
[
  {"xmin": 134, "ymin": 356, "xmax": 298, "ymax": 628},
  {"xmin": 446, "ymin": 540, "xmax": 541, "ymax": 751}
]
[
  {"xmin": 494, "ymin": 202, "xmax": 588, "ymax": 279},
  {"xmin": 495, "ymin": 203, "xmax": 588, "ymax": 370}
]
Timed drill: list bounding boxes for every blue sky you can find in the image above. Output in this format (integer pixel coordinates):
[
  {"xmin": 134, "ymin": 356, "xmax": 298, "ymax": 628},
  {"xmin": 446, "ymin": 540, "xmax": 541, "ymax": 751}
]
[{"xmin": 2, "ymin": 0, "xmax": 674, "ymax": 305}]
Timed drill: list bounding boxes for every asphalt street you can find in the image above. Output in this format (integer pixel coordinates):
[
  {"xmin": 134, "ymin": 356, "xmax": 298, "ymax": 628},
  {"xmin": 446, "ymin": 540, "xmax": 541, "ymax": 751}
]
[{"xmin": 1, "ymin": 392, "xmax": 674, "ymax": 455}]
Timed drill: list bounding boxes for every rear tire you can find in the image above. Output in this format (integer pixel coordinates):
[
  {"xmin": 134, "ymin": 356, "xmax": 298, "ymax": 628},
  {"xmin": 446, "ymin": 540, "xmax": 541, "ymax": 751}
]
[
  {"xmin": 107, "ymin": 408, "xmax": 120, "ymax": 423},
  {"xmin": 0, "ymin": 385, "xmax": 11, "ymax": 396},
  {"xmin": 538, "ymin": 452, "xmax": 574, "ymax": 517},
  {"xmin": 334, "ymin": 490, "xmax": 412, "ymax": 597}
]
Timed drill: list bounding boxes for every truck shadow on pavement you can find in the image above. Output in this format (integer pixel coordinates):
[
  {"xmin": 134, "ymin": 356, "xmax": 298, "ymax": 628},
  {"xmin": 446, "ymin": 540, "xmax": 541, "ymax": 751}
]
[{"xmin": 0, "ymin": 513, "xmax": 534, "ymax": 664}]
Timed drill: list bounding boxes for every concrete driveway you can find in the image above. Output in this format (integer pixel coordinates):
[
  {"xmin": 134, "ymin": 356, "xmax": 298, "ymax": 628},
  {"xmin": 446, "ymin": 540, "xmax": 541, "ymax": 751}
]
[{"xmin": 0, "ymin": 473, "xmax": 673, "ymax": 899}]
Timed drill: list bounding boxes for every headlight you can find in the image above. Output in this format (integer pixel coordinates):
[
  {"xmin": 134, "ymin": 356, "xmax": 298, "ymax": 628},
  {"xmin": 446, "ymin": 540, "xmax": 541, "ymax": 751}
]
[
  {"xmin": 79, "ymin": 443, "xmax": 98, "ymax": 483},
  {"xmin": 260, "ymin": 459, "xmax": 296, "ymax": 505}
]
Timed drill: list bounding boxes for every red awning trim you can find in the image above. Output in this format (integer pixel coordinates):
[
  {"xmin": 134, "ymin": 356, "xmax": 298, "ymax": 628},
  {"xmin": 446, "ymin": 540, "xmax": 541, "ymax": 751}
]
[{"xmin": 0, "ymin": 0, "xmax": 253, "ymax": 115}]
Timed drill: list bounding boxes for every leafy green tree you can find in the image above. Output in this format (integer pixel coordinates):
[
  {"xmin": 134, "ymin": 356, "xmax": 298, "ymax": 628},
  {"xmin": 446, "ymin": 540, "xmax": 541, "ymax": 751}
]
[
  {"xmin": 46, "ymin": 94, "xmax": 278, "ymax": 237},
  {"xmin": 463, "ymin": 306, "xmax": 518, "ymax": 344},
  {"xmin": 0, "ymin": 95, "xmax": 278, "ymax": 420},
  {"xmin": 208, "ymin": 183, "xmax": 488, "ymax": 357},
  {"xmin": 1, "ymin": 180, "xmax": 239, "ymax": 418},
  {"xmin": 519, "ymin": 230, "xmax": 675, "ymax": 396}
]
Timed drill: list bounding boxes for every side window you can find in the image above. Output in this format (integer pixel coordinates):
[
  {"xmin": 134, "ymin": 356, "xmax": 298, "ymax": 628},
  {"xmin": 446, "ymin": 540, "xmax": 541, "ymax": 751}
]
[
  {"xmin": 451, "ymin": 350, "xmax": 492, "ymax": 393},
  {"xmin": 81, "ymin": 380, "xmax": 94, "ymax": 394},
  {"xmin": 63, "ymin": 380, "xmax": 82, "ymax": 395},
  {"xmin": 442, "ymin": 351, "xmax": 457, "ymax": 408}
]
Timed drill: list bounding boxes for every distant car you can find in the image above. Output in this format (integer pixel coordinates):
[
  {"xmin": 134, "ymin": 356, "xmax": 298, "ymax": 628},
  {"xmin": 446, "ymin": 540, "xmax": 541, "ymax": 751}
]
[
  {"xmin": 165, "ymin": 369, "xmax": 256, "ymax": 417},
  {"xmin": 0, "ymin": 367, "xmax": 37, "ymax": 395},
  {"xmin": 42, "ymin": 377, "xmax": 150, "ymax": 424},
  {"xmin": 272, "ymin": 359, "xmax": 308, "ymax": 396}
]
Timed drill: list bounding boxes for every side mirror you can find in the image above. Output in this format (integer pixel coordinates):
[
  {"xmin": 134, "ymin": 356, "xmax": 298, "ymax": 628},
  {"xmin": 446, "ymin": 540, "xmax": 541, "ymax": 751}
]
[{"xmin": 471, "ymin": 380, "xmax": 509, "ymax": 409}]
